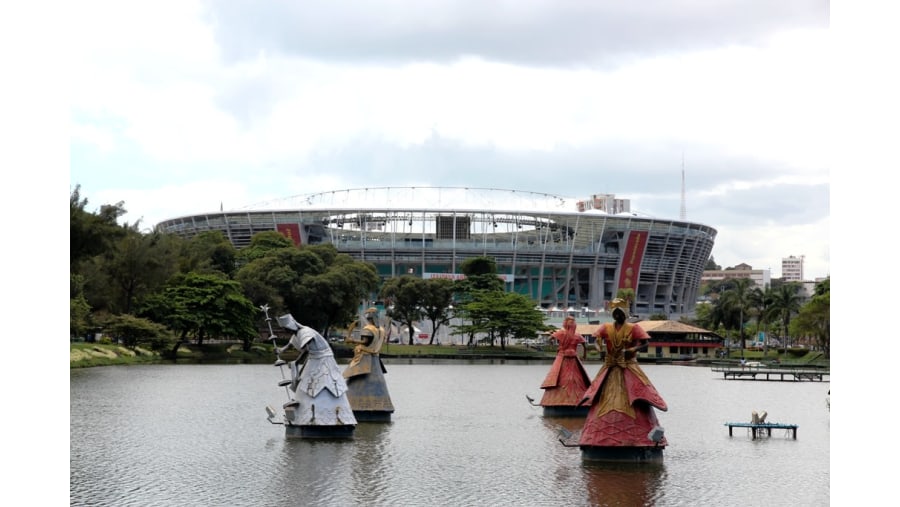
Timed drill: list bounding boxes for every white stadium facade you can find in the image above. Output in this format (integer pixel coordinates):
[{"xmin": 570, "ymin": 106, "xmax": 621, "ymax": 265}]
[{"xmin": 156, "ymin": 187, "xmax": 717, "ymax": 318}]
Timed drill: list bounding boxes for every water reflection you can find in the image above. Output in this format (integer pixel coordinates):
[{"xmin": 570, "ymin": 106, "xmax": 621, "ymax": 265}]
[{"xmin": 581, "ymin": 462, "xmax": 666, "ymax": 506}]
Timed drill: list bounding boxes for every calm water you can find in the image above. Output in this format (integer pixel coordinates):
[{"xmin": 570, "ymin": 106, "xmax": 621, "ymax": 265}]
[{"xmin": 70, "ymin": 361, "xmax": 829, "ymax": 506}]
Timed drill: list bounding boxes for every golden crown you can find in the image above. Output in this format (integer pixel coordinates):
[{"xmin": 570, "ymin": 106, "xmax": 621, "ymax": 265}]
[{"xmin": 609, "ymin": 298, "xmax": 628, "ymax": 310}]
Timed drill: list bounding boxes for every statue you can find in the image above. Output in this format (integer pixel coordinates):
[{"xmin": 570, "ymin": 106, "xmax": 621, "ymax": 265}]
[
  {"xmin": 342, "ymin": 307, "xmax": 395, "ymax": 422},
  {"xmin": 569, "ymin": 298, "xmax": 667, "ymax": 463},
  {"xmin": 263, "ymin": 306, "xmax": 356, "ymax": 439},
  {"xmin": 528, "ymin": 315, "xmax": 591, "ymax": 417}
]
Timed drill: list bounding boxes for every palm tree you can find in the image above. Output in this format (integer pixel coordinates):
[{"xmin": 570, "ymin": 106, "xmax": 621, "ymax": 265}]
[
  {"xmin": 719, "ymin": 278, "xmax": 754, "ymax": 355},
  {"xmin": 769, "ymin": 283, "xmax": 802, "ymax": 350},
  {"xmin": 748, "ymin": 286, "xmax": 774, "ymax": 354}
]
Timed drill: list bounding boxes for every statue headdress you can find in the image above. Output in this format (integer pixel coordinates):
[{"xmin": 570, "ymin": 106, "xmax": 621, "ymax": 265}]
[{"xmin": 609, "ymin": 298, "xmax": 629, "ymax": 317}]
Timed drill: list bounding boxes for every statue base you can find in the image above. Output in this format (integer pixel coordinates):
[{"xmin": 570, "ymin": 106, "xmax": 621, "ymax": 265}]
[
  {"xmin": 543, "ymin": 405, "xmax": 589, "ymax": 417},
  {"xmin": 580, "ymin": 445, "xmax": 664, "ymax": 464},
  {"xmin": 285, "ymin": 424, "xmax": 355, "ymax": 440},
  {"xmin": 353, "ymin": 410, "xmax": 393, "ymax": 422}
]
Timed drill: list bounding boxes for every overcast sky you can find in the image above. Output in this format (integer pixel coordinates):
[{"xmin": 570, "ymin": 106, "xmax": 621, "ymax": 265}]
[{"xmin": 69, "ymin": 0, "xmax": 834, "ymax": 279}]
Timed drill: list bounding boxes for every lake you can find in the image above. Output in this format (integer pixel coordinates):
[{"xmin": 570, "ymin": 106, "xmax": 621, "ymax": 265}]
[{"xmin": 70, "ymin": 361, "xmax": 829, "ymax": 506}]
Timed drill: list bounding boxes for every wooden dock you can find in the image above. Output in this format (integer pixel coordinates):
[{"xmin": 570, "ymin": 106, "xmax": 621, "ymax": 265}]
[
  {"xmin": 711, "ymin": 365, "xmax": 829, "ymax": 382},
  {"xmin": 725, "ymin": 422, "xmax": 798, "ymax": 440}
]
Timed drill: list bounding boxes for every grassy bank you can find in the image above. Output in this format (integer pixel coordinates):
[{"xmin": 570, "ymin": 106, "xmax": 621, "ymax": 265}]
[
  {"xmin": 69, "ymin": 341, "xmax": 557, "ymax": 368},
  {"xmin": 70, "ymin": 342, "xmax": 828, "ymax": 368}
]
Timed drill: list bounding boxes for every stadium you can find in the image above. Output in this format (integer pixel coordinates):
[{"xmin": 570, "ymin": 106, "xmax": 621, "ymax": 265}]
[{"xmin": 156, "ymin": 187, "xmax": 717, "ymax": 319}]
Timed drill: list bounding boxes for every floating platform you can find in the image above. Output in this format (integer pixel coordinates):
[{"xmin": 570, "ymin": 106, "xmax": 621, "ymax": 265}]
[
  {"xmin": 711, "ymin": 366, "xmax": 829, "ymax": 382},
  {"xmin": 725, "ymin": 422, "xmax": 798, "ymax": 440}
]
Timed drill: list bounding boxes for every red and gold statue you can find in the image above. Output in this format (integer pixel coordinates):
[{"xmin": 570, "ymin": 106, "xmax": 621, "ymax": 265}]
[{"xmin": 577, "ymin": 298, "xmax": 667, "ymax": 463}]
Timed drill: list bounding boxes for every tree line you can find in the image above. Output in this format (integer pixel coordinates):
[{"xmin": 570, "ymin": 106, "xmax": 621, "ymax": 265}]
[
  {"xmin": 690, "ymin": 259, "xmax": 830, "ymax": 358},
  {"xmin": 70, "ymin": 186, "xmax": 550, "ymax": 356}
]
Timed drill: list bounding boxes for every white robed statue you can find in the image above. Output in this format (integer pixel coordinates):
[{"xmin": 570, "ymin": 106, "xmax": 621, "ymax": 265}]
[{"xmin": 270, "ymin": 313, "xmax": 357, "ymax": 439}]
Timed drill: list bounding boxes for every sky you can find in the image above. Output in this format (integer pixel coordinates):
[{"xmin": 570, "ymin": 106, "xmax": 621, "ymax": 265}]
[{"xmin": 66, "ymin": 0, "xmax": 836, "ymax": 280}]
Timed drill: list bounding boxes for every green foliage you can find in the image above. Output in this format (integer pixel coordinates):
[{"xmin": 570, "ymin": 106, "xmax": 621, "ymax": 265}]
[
  {"xmin": 104, "ymin": 230, "xmax": 181, "ymax": 314},
  {"xmin": 234, "ymin": 239, "xmax": 378, "ymax": 336},
  {"xmin": 718, "ymin": 278, "xmax": 754, "ymax": 348},
  {"xmin": 100, "ymin": 313, "xmax": 174, "ymax": 351},
  {"xmin": 179, "ymin": 230, "xmax": 236, "ymax": 276},
  {"xmin": 70, "ymin": 184, "xmax": 128, "ymax": 271},
  {"xmin": 70, "ymin": 274, "xmax": 92, "ymax": 338},
  {"xmin": 452, "ymin": 289, "xmax": 547, "ymax": 349},
  {"xmin": 792, "ymin": 277, "xmax": 830, "ymax": 357},
  {"xmin": 457, "ymin": 256, "xmax": 505, "ymax": 292},
  {"xmin": 769, "ymin": 282, "xmax": 803, "ymax": 346},
  {"xmin": 381, "ymin": 275, "xmax": 427, "ymax": 345},
  {"xmin": 139, "ymin": 272, "xmax": 258, "ymax": 347},
  {"xmin": 236, "ymin": 231, "xmax": 295, "ymax": 264},
  {"xmin": 705, "ymin": 256, "xmax": 721, "ymax": 271},
  {"xmin": 420, "ymin": 278, "xmax": 456, "ymax": 344}
]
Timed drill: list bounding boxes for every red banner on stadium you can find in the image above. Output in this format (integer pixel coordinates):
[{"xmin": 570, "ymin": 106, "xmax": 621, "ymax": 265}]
[
  {"xmin": 276, "ymin": 224, "xmax": 301, "ymax": 246},
  {"xmin": 617, "ymin": 231, "xmax": 647, "ymax": 290}
]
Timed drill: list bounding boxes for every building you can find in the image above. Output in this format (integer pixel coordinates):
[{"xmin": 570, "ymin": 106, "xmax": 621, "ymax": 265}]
[
  {"xmin": 782, "ymin": 255, "xmax": 804, "ymax": 282},
  {"xmin": 575, "ymin": 320, "xmax": 723, "ymax": 360},
  {"xmin": 701, "ymin": 263, "xmax": 771, "ymax": 288},
  {"xmin": 156, "ymin": 187, "xmax": 717, "ymax": 318}
]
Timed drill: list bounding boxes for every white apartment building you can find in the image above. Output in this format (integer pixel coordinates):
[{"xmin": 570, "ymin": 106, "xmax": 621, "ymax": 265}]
[{"xmin": 782, "ymin": 255, "xmax": 804, "ymax": 282}]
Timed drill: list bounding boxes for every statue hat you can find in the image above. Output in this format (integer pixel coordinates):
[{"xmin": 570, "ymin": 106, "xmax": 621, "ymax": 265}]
[{"xmin": 609, "ymin": 298, "xmax": 629, "ymax": 317}]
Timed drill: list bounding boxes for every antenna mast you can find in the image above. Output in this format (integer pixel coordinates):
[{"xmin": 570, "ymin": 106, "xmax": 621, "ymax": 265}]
[{"xmin": 679, "ymin": 151, "xmax": 687, "ymax": 220}]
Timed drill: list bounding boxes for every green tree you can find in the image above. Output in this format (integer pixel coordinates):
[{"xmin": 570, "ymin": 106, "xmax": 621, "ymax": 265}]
[
  {"xmin": 140, "ymin": 272, "xmax": 258, "ymax": 353},
  {"xmin": 420, "ymin": 278, "xmax": 456, "ymax": 344},
  {"xmin": 70, "ymin": 184, "xmax": 128, "ymax": 271},
  {"xmin": 179, "ymin": 230, "xmax": 237, "ymax": 277},
  {"xmin": 769, "ymin": 282, "xmax": 803, "ymax": 349},
  {"xmin": 104, "ymin": 230, "xmax": 180, "ymax": 314},
  {"xmin": 452, "ymin": 289, "xmax": 547, "ymax": 349},
  {"xmin": 70, "ymin": 274, "xmax": 92, "ymax": 339},
  {"xmin": 101, "ymin": 313, "xmax": 174, "ymax": 351},
  {"xmin": 705, "ymin": 256, "xmax": 721, "ymax": 271},
  {"xmin": 380, "ymin": 275, "xmax": 426, "ymax": 345},
  {"xmin": 234, "ymin": 241, "xmax": 377, "ymax": 336},
  {"xmin": 235, "ymin": 246, "xmax": 327, "ymax": 315},
  {"xmin": 237, "ymin": 231, "xmax": 295, "ymax": 264},
  {"xmin": 719, "ymin": 278, "xmax": 754, "ymax": 354},
  {"xmin": 297, "ymin": 259, "xmax": 379, "ymax": 337},
  {"xmin": 457, "ymin": 256, "xmax": 505, "ymax": 292},
  {"xmin": 792, "ymin": 278, "xmax": 830, "ymax": 357}
]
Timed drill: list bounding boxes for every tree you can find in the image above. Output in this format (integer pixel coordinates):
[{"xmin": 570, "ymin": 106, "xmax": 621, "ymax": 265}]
[
  {"xmin": 748, "ymin": 286, "xmax": 775, "ymax": 354},
  {"xmin": 719, "ymin": 278, "xmax": 754, "ymax": 354},
  {"xmin": 234, "ymin": 242, "xmax": 378, "ymax": 336},
  {"xmin": 179, "ymin": 230, "xmax": 237, "ymax": 277},
  {"xmin": 139, "ymin": 272, "xmax": 258, "ymax": 353},
  {"xmin": 457, "ymin": 256, "xmax": 505, "ymax": 292},
  {"xmin": 297, "ymin": 260, "xmax": 379, "ymax": 337},
  {"xmin": 380, "ymin": 276, "xmax": 426, "ymax": 345},
  {"xmin": 769, "ymin": 282, "xmax": 803, "ymax": 350},
  {"xmin": 101, "ymin": 313, "xmax": 174, "ymax": 351},
  {"xmin": 452, "ymin": 289, "xmax": 547, "ymax": 349},
  {"xmin": 705, "ymin": 256, "xmax": 721, "ymax": 271},
  {"xmin": 792, "ymin": 278, "xmax": 830, "ymax": 357},
  {"xmin": 70, "ymin": 274, "xmax": 92, "ymax": 339},
  {"xmin": 420, "ymin": 278, "xmax": 456, "ymax": 344},
  {"xmin": 104, "ymin": 230, "xmax": 181, "ymax": 315},
  {"xmin": 236, "ymin": 231, "xmax": 295, "ymax": 264},
  {"xmin": 70, "ymin": 184, "xmax": 128, "ymax": 271}
]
